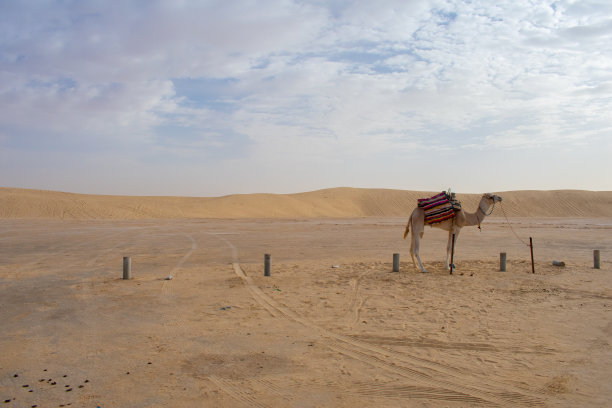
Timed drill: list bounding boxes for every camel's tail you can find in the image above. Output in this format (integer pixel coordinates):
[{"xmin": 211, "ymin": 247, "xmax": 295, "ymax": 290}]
[{"xmin": 403, "ymin": 218, "xmax": 411, "ymax": 239}]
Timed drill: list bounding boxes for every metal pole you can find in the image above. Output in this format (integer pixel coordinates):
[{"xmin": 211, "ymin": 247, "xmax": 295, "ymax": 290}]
[
  {"xmin": 393, "ymin": 253, "xmax": 400, "ymax": 272},
  {"xmin": 449, "ymin": 233, "xmax": 455, "ymax": 275},
  {"xmin": 123, "ymin": 256, "xmax": 131, "ymax": 280},
  {"xmin": 594, "ymin": 250, "xmax": 600, "ymax": 269},
  {"xmin": 500, "ymin": 252, "xmax": 507, "ymax": 272},
  {"xmin": 529, "ymin": 237, "xmax": 535, "ymax": 274},
  {"xmin": 264, "ymin": 254, "xmax": 271, "ymax": 276}
]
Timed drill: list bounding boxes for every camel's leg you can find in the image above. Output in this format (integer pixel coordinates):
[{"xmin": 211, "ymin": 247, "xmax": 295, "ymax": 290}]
[
  {"xmin": 414, "ymin": 233, "xmax": 427, "ymax": 273},
  {"xmin": 411, "ymin": 223, "xmax": 427, "ymax": 273},
  {"xmin": 410, "ymin": 233, "xmax": 425, "ymax": 270},
  {"xmin": 445, "ymin": 227, "xmax": 460, "ymax": 272},
  {"xmin": 409, "ymin": 235, "xmax": 417, "ymax": 268}
]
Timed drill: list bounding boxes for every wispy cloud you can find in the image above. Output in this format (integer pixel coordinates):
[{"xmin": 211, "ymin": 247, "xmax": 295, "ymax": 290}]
[{"xmin": 1, "ymin": 0, "xmax": 611, "ymax": 195}]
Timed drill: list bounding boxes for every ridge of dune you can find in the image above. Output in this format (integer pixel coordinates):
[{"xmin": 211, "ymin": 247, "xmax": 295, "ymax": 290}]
[{"xmin": 1, "ymin": 187, "xmax": 611, "ymax": 219}]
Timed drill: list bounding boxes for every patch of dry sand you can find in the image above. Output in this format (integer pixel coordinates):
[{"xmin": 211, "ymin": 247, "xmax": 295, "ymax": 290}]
[
  {"xmin": 1, "ymin": 187, "xmax": 612, "ymax": 219},
  {"xmin": 1, "ymin": 217, "xmax": 611, "ymax": 407}
]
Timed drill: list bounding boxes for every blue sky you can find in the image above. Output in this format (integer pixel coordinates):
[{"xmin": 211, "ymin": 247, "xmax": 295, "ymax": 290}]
[{"xmin": 1, "ymin": 0, "xmax": 611, "ymax": 196}]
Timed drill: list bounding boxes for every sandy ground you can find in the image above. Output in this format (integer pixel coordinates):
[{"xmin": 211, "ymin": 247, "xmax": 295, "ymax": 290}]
[{"xmin": 1, "ymin": 217, "xmax": 611, "ymax": 407}]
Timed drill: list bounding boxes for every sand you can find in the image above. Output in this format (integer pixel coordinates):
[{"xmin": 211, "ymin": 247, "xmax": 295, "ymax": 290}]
[
  {"xmin": 2, "ymin": 187, "xmax": 612, "ymax": 219},
  {"xmin": 1, "ymin": 189, "xmax": 611, "ymax": 407}
]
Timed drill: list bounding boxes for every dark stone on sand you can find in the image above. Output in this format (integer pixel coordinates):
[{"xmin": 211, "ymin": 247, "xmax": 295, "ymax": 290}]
[
  {"xmin": 22, "ymin": 384, "xmax": 29, "ymax": 387},
  {"xmin": 51, "ymin": 382, "xmax": 57, "ymax": 385},
  {"xmin": 4, "ymin": 400, "xmax": 11, "ymax": 403},
  {"xmin": 84, "ymin": 379, "xmax": 89, "ymax": 383},
  {"xmin": 66, "ymin": 388, "xmax": 72, "ymax": 392},
  {"xmin": 78, "ymin": 385, "xmax": 84, "ymax": 388},
  {"xmin": 62, "ymin": 375, "xmax": 67, "ymax": 378}
]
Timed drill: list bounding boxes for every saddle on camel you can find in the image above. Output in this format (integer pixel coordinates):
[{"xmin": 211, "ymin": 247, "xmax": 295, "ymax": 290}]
[{"xmin": 417, "ymin": 191, "xmax": 462, "ymax": 225}]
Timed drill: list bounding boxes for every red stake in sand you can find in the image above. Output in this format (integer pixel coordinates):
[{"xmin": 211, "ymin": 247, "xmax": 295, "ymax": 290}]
[
  {"xmin": 529, "ymin": 237, "xmax": 535, "ymax": 274},
  {"xmin": 449, "ymin": 233, "xmax": 455, "ymax": 274}
]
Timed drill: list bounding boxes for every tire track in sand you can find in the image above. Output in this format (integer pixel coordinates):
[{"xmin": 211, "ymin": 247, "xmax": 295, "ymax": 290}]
[
  {"xmin": 208, "ymin": 376, "xmax": 268, "ymax": 408},
  {"xmin": 160, "ymin": 233, "xmax": 197, "ymax": 298},
  {"xmin": 213, "ymin": 235, "xmax": 545, "ymax": 407},
  {"xmin": 344, "ymin": 272, "xmax": 369, "ymax": 329}
]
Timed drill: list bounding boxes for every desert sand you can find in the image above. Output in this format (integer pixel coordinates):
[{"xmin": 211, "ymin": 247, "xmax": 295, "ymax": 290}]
[
  {"xmin": 1, "ymin": 188, "xmax": 611, "ymax": 407},
  {"xmin": 2, "ymin": 187, "xmax": 612, "ymax": 219}
]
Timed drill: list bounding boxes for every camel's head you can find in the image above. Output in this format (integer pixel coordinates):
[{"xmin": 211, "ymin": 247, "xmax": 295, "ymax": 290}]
[{"xmin": 483, "ymin": 193, "xmax": 502, "ymax": 203}]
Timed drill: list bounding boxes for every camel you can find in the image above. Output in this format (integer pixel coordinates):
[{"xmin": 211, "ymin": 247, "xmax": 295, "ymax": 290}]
[{"xmin": 403, "ymin": 193, "xmax": 503, "ymax": 273}]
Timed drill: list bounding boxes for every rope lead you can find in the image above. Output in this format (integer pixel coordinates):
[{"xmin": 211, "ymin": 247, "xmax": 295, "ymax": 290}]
[{"xmin": 500, "ymin": 202, "xmax": 530, "ymax": 247}]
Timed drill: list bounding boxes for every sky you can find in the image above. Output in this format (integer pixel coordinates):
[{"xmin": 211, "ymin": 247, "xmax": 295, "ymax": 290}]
[{"xmin": 1, "ymin": 0, "xmax": 611, "ymax": 196}]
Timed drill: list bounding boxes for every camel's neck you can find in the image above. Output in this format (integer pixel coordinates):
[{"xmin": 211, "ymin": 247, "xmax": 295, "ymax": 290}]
[{"xmin": 462, "ymin": 198, "xmax": 491, "ymax": 227}]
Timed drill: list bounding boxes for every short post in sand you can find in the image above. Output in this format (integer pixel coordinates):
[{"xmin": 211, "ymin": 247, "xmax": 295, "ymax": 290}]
[
  {"xmin": 594, "ymin": 250, "xmax": 600, "ymax": 269},
  {"xmin": 529, "ymin": 237, "xmax": 535, "ymax": 274},
  {"xmin": 449, "ymin": 233, "xmax": 456, "ymax": 275},
  {"xmin": 500, "ymin": 252, "xmax": 507, "ymax": 272},
  {"xmin": 123, "ymin": 256, "xmax": 131, "ymax": 280},
  {"xmin": 264, "ymin": 254, "xmax": 271, "ymax": 276},
  {"xmin": 393, "ymin": 253, "xmax": 400, "ymax": 272}
]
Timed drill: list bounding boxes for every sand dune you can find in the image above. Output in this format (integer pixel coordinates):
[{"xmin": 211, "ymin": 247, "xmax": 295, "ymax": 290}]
[{"xmin": 1, "ymin": 187, "xmax": 612, "ymax": 219}]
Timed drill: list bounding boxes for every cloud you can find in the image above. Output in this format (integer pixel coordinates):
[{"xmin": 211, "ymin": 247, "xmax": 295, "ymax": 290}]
[{"xmin": 1, "ymin": 0, "xmax": 611, "ymax": 194}]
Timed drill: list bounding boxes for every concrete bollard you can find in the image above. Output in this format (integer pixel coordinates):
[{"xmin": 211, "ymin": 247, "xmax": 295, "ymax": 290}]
[
  {"xmin": 264, "ymin": 254, "xmax": 271, "ymax": 276},
  {"xmin": 594, "ymin": 250, "xmax": 600, "ymax": 269},
  {"xmin": 500, "ymin": 252, "xmax": 507, "ymax": 272},
  {"xmin": 123, "ymin": 256, "xmax": 131, "ymax": 280},
  {"xmin": 393, "ymin": 253, "xmax": 400, "ymax": 272}
]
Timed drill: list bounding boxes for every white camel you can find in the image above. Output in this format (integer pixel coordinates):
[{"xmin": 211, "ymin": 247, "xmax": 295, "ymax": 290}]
[{"xmin": 403, "ymin": 193, "xmax": 503, "ymax": 273}]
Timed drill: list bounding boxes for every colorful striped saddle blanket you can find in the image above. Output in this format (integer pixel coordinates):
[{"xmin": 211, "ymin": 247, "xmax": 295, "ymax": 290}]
[{"xmin": 418, "ymin": 192, "xmax": 462, "ymax": 225}]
